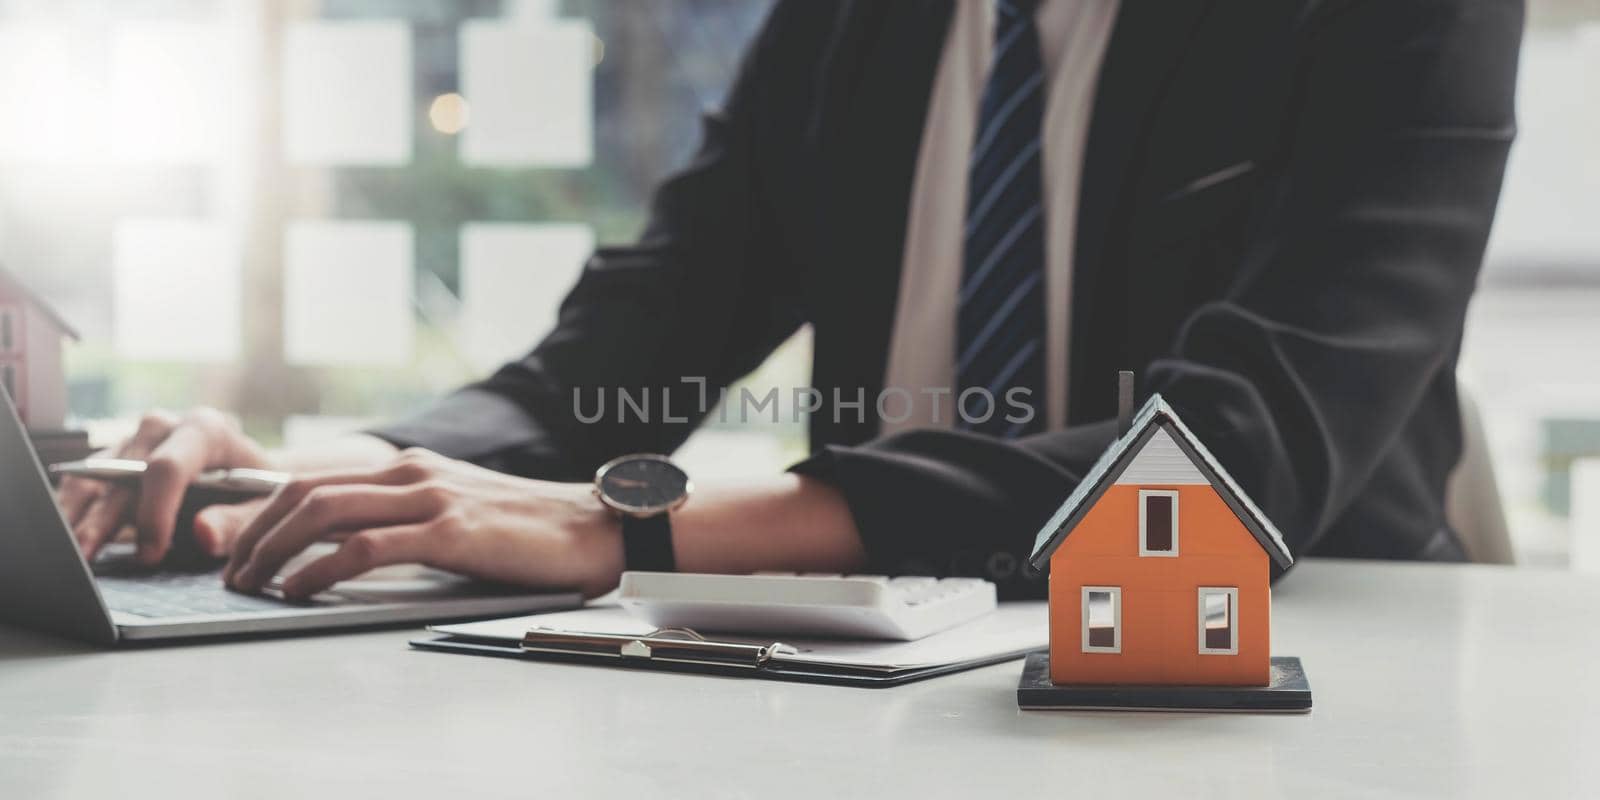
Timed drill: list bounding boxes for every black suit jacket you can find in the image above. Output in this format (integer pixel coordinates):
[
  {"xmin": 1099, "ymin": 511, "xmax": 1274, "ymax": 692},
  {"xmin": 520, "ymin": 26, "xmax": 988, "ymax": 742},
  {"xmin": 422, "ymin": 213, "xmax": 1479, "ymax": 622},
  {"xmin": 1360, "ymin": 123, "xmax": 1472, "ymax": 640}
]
[{"xmin": 372, "ymin": 0, "xmax": 1523, "ymax": 597}]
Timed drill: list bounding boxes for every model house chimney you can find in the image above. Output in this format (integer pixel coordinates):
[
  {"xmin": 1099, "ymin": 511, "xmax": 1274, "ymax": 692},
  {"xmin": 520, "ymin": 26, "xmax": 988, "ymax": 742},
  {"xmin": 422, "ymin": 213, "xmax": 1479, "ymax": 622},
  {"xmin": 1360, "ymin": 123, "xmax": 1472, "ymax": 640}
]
[{"xmin": 1116, "ymin": 370, "xmax": 1135, "ymax": 437}]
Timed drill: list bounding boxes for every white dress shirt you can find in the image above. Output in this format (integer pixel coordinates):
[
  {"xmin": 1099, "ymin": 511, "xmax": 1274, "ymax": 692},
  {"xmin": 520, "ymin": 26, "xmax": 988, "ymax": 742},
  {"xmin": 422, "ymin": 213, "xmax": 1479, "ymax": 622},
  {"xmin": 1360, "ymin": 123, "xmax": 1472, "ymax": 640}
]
[{"xmin": 881, "ymin": 0, "xmax": 1121, "ymax": 435}]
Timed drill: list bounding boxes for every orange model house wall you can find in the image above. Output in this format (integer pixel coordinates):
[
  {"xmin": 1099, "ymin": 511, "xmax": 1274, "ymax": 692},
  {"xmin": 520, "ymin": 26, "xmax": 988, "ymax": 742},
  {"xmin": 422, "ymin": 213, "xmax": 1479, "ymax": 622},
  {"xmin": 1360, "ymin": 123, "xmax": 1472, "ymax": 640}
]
[
  {"xmin": 1048, "ymin": 483, "xmax": 1271, "ymax": 686},
  {"xmin": 1028, "ymin": 392, "xmax": 1293, "ymax": 689}
]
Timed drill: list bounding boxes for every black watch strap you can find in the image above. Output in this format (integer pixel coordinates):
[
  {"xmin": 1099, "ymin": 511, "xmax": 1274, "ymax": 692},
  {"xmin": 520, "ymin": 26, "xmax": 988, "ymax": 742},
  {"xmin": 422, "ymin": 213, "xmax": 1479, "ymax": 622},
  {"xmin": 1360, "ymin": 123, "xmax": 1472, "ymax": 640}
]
[{"xmin": 621, "ymin": 513, "xmax": 676, "ymax": 572}]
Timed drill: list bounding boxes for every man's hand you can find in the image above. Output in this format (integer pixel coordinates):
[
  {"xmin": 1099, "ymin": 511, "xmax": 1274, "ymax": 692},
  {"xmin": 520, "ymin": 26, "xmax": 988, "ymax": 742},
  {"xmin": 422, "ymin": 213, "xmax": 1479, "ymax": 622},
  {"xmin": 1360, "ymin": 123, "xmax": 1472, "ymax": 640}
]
[
  {"xmin": 59, "ymin": 408, "xmax": 271, "ymax": 564},
  {"xmin": 223, "ymin": 449, "xmax": 625, "ymax": 600}
]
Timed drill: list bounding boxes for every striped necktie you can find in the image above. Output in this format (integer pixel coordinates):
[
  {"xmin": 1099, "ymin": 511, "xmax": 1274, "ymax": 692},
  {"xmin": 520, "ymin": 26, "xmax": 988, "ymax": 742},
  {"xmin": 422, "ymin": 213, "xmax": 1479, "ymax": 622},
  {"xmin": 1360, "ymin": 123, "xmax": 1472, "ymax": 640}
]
[{"xmin": 956, "ymin": 0, "xmax": 1047, "ymax": 438}]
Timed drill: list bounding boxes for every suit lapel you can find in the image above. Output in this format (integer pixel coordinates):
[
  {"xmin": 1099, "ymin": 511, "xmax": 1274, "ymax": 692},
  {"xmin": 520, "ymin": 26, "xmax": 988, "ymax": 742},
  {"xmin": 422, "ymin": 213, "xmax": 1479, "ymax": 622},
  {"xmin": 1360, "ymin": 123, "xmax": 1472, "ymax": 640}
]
[
  {"xmin": 1070, "ymin": 0, "xmax": 1220, "ymax": 418},
  {"xmin": 809, "ymin": 0, "xmax": 953, "ymax": 445}
]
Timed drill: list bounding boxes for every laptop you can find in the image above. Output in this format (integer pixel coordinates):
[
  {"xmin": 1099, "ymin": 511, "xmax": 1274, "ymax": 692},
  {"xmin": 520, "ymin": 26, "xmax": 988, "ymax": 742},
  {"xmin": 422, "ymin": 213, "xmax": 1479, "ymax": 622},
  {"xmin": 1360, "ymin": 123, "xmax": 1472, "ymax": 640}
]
[{"xmin": 0, "ymin": 389, "xmax": 581, "ymax": 645}]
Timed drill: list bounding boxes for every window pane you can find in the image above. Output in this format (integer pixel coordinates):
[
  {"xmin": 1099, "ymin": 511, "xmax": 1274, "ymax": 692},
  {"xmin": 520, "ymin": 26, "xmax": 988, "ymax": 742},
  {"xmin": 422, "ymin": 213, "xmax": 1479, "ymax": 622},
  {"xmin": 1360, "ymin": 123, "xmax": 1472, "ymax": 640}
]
[
  {"xmin": 1, "ymin": 309, "xmax": 12, "ymax": 352},
  {"xmin": 109, "ymin": 21, "xmax": 238, "ymax": 162},
  {"xmin": 283, "ymin": 221, "xmax": 415, "ymax": 367},
  {"xmin": 2, "ymin": 363, "xmax": 14, "ymax": 400},
  {"xmin": 459, "ymin": 223, "xmax": 594, "ymax": 372},
  {"xmin": 461, "ymin": 19, "xmax": 593, "ymax": 167},
  {"xmin": 1204, "ymin": 591, "xmax": 1232, "ymax": 650},
  {"xmin": 112, "ymin": 220, "xmax": 241, "ymax": 362},
  {"xmin": 1144, "ymin": 494, "xmax": 1173, "ymax": 551},
  {"xmin": 283, "ymin": 21, "xmax": 412, "ymax": 166},
  {"xmin": 1087, "ymin": 589, "xmax": 1116, "ymax": 648}
]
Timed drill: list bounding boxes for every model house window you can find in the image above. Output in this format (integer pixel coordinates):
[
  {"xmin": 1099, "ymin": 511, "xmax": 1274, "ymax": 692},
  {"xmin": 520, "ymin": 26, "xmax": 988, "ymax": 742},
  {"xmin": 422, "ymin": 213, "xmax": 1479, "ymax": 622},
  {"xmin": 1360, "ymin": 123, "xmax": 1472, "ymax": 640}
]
[
  {"xmin": 1198, "ymin": 587, "xmax": 1239, "ymax": 655},
  {"xmin": 1, "ymin": 363, "xmax": 14, "ymax": 401},
  {"xmin": 0, "ymin": 308, "xmax": 14, "ymax": 353},
  {"xmin": 1139, "ymin": 489, "xmax": 1179, "ymax": 556},
  {"xmin": 1081, "ymin": 586, "xmax": 1121, "ymax": 653}
]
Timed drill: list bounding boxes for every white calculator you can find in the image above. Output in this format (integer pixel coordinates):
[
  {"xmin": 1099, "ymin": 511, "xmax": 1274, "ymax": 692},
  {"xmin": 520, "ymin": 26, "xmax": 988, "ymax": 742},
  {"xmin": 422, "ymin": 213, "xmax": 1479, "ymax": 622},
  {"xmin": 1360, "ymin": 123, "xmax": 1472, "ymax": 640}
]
[{"xmin": 616, "ymin": 572, "xmax": 998, "ymax": 641}]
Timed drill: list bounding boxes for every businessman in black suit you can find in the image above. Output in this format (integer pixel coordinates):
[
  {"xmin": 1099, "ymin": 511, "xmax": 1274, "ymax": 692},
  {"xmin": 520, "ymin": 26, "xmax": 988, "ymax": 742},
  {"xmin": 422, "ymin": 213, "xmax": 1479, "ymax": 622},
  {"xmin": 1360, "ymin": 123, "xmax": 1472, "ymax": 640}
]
[{"xmin": 62, "ymin": 0, "xmax": 1522, "ymax": 600}]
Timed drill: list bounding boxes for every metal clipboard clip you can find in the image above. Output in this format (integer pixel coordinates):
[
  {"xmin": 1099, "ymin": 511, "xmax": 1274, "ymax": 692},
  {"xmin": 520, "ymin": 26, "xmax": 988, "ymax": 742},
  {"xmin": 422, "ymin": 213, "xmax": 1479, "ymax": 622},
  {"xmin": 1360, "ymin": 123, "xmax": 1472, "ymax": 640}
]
[{"xmin": 520, "ymin": 626, "xmax": 799, "ymax": 670}]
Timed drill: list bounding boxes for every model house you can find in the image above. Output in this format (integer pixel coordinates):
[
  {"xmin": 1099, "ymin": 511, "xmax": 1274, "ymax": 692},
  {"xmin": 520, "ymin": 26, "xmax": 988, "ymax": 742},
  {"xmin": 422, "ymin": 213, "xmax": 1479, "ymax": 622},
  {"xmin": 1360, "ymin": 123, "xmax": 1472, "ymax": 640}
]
[
  {"xmin": 1026, "ymin": 392, "xmax": 1294, "ymax": 687},
  {"xmin": 0, "ymin": 266, "xmax": 77, "ymax": 430}
]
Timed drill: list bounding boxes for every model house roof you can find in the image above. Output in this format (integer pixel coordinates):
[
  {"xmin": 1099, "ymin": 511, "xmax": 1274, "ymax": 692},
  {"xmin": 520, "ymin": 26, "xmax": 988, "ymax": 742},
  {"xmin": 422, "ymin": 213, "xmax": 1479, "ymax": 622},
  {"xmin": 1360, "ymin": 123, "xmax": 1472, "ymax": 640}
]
[
  {"xmin": 0, "ymin": 264, "xmax": 80, "ymax": 340},
  {"xmin": 1027, "ymin": 394, "xmax": 1294, "ymax": 570}
]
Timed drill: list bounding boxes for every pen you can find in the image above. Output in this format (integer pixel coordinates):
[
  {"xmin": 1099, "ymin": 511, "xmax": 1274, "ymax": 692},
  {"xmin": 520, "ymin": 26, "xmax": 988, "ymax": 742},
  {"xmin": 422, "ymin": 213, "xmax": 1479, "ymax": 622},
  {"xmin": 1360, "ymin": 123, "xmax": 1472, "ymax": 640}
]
[{"xmin": 48, "ymin": 458, "xmax": 291, "ymax": 497}]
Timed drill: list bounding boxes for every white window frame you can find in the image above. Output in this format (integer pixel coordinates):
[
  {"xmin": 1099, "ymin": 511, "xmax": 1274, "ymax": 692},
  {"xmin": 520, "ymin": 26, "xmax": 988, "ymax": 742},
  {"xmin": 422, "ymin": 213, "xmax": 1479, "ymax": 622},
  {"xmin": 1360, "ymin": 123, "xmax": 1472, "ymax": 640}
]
[
  {"xmin": 1138, "ymin": 489, "xmax": 1180, "ymax": 557},
  {"xmin": 1080, "ymin": 586, "xmax": 1122, "ymax": 654},
  {"xmin": 1197, "ymin": 587, "xmax": 1239, "ymax": 655}
]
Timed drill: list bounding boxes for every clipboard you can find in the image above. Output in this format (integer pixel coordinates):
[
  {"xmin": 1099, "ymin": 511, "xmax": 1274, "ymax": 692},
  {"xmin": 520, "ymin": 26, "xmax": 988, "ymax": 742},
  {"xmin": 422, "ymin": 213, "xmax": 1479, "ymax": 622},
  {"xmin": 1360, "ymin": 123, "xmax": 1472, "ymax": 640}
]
[{"xmin": 410, "ymin": 603, "xmax": 1047, "ymax": 687}]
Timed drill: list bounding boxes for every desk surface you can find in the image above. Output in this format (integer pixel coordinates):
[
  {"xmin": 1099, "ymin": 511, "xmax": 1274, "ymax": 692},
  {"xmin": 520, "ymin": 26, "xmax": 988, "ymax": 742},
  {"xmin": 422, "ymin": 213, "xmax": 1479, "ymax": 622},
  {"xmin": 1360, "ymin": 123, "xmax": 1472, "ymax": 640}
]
[{"xmin": 1, "ymin": 559, "xmax": 1594, "ymax": 799}]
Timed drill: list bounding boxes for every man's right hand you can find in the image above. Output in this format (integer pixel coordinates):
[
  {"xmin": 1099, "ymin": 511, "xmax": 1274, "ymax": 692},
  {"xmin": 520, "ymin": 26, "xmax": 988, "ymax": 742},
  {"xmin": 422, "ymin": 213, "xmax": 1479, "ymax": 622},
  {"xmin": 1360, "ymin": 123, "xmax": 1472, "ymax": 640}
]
[{"xmin": 59, "ymin": 408, "xmax": 272, "ymax": 565}]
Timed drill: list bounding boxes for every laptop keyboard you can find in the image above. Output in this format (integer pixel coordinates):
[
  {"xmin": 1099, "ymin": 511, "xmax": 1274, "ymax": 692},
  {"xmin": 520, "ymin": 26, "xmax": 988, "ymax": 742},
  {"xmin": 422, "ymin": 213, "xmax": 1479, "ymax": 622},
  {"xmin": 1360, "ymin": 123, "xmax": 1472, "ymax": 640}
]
[{"xmin": 96, "ymin": 572, "xmax": 299, "ymax": 618}]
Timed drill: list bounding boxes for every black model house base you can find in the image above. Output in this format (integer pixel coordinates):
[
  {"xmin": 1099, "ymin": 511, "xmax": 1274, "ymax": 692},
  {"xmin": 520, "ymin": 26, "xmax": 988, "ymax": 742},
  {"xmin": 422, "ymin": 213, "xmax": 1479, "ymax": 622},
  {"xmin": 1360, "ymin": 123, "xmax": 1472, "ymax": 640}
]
[{"xmin": 1016, "ymin": 653, "xmax": 1313, "ymax": 713}]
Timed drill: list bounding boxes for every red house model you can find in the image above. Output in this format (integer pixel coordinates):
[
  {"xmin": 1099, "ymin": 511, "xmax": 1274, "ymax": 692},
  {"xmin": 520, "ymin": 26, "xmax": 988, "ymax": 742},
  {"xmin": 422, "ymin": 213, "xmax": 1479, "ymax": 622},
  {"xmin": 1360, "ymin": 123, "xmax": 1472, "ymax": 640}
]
[
  {"xmin": 0, "ymin": 266, "xmax": 78, "ymax": 431},
  {"xmin": 1025, "ymin": 391, "xmax": 1295, "ymax": 689}
]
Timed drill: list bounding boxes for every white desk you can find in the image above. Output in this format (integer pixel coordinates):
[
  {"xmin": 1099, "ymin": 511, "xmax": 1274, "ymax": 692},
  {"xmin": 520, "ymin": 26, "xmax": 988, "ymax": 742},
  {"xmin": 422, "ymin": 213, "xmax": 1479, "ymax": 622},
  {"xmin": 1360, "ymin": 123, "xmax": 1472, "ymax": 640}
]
[{"xmin": 0, "ymin": 559, "xmax": 1594, "ymax": 798}]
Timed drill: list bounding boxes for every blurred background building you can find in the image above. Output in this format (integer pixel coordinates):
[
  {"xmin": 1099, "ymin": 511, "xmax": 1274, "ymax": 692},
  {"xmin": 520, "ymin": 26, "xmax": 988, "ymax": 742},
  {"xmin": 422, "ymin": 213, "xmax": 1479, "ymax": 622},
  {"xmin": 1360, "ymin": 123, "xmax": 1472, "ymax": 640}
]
[{"xmin": 0, "ymin": 0, "xmax": 1595, "ymax": 566}]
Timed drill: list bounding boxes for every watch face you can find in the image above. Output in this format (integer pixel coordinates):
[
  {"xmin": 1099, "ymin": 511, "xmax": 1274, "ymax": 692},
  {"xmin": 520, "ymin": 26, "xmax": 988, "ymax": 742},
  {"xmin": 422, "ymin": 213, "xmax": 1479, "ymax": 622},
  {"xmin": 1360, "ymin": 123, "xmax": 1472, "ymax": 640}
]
[{"xmin": 597, "ymin": 455, "xmax": 690, "ymax": 515}]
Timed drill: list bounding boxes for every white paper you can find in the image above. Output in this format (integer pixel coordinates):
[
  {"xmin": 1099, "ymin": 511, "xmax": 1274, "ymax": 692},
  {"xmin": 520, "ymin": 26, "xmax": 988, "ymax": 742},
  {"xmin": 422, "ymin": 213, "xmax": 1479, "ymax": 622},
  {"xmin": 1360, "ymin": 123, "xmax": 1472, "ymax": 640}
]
[
  {"xmin": 283, "ymin": 220, "xmax": 414, "ymax": 367},
  {"xmin": 458, "ymin": 222, "xmax": 593, "ymax": 371},
  {"xmin": 113, "ymin": 220, "xmax": 241, "ymax": 362},
  {"xmin": 109, "ymin": 21, "xmax": 238, "ymax": 162},
  {"xmin": 460, "ymin": 19, "xmax": 593, "ymax": 167},
  {"xmin": 283, "ymin": 21, "xmax": 412, "ymax": 165},
  {"xmin": 432, "ymin": 603, "xmax": 1048, "ymax": 670}
]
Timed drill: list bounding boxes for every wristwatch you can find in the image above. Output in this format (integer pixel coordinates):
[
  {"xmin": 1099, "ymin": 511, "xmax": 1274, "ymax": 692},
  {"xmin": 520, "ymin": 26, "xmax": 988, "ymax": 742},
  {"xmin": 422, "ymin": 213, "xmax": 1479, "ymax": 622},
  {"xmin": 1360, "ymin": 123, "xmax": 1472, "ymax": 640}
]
[{"xmin": 593, "ymin": 453, "xmax": 693, "ymax": 573}]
